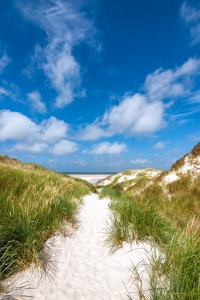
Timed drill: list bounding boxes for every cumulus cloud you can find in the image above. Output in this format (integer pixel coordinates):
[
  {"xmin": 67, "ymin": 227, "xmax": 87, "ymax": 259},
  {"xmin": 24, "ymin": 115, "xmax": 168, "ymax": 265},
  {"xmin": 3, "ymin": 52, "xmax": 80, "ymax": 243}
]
[
  {"xmin": 0, "ymin": 110, "xmax": 38, "ymax": 141},
  {"xmin": 17, "ymin": 0, "xmax": 97, "ymax": 107},
  {"xmin": 0, "ymin": 110, "xmax": 78, "ymax": 156},
  {"xmin": 80, "ymin": 94, "xmax": 165, "ymax": 140},
  {"xmin": 27, "ymin": 91, "xmax": 47, "ymax": 114},
  {"xmin": 51, "ymin": 140, "xmax": 78, "ymax": 156},
  {"xmin": 0, "ymin": 110, "xmax": 68, "ymax": 143},
  {"xmin": 103, "ymin": 94, "xmax": 164, "ymax": 134},
  {"xmin": 180, "ymin": 2, "xmax": 200, "ymax": 44},
  {"xmin": 130, "ymin": 158, "xmax": 148, "ymax": 165},
  {"xmin": 40, "ymin": 117, "xmax": 68, "ymax": 142},
  {"xmin": 80, "ymin": 124, "xmax": 110, "ymax": 141},
  {"xmin": 89, "ymin": 142, "xmax": 127, "ymax": 155},
  {"xmin": 153, "ymin": 141, "xmax": 165, "ymax": 150},
  {"xmin": 14, "ymin": 142, "xmax": 48, "ymax": 153},
  {"xmin": 14, "ymin": 139, "xmax": 78, "ymax": 156},
  {"xmin": 79, "ymin": 58, "xmax": 200, "ymax": 141}
]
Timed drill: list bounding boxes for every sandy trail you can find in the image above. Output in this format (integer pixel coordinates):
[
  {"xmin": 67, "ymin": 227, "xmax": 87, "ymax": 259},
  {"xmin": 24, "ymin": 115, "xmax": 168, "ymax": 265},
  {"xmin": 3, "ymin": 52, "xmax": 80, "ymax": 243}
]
[{"xmin": 5, "ymin": 194, "xmax": 152, "ymax": 300}]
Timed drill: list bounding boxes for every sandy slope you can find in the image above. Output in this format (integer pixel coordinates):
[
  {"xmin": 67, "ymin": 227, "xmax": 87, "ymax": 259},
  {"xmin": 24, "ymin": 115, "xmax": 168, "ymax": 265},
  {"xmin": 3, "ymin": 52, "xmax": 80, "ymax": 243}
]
[{"xmin": 4, "ymin": 194, "xmax": 153, "ymax": 300}]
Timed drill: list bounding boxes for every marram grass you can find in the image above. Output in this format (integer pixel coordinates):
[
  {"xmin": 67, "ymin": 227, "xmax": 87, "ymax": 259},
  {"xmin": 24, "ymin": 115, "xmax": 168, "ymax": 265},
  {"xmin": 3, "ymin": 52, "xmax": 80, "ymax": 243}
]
[
  {"xmin": 100, "ymin": 181, "xmax": 200, "ymax": 300},
  {"xmin": 0, "ymin": 157, "xmax": 95, "ymax": 293}
]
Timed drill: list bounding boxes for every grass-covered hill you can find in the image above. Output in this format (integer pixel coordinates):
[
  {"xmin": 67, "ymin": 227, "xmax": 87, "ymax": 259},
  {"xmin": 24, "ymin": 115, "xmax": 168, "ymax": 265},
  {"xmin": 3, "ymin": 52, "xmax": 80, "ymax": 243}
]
[
  {"xmin": 0, "ymin": 155, "xmax": 95, "ymax": 293},
  {"xmin": 96, "ymin": 168, "xmax": 162, "ymax": 190},
  {"xmin": 100, "ymin": 143, "xmax": 200, "ymax": 299}
]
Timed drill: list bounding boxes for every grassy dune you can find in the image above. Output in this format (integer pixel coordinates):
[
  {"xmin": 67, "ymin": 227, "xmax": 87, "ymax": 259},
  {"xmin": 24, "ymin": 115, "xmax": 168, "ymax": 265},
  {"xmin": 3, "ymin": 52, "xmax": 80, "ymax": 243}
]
[
  {"xmin": 100, "ymin": 145, "xmax": 200, "ymax": 299},
  {"xmin": 97, "ymin": 168, "xmax": 161, "ymax": 191},
  {"xmin": 0, "ymin": 155, "xmax": 95, "ymax": 293}
]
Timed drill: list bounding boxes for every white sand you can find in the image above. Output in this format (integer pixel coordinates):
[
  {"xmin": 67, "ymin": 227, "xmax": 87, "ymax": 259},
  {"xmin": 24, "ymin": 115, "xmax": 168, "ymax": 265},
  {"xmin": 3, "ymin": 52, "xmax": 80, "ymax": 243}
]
[
  {"xmin": 164, "ymin": 172, "xmax": 180, "ymax": 184},
  {"xmin": 4, "ymin": 194, "xmax": 153, "ymax": 300},
  {"xmin": 163, "ymin": 155, "xmax": 200, "ymax": 184}
]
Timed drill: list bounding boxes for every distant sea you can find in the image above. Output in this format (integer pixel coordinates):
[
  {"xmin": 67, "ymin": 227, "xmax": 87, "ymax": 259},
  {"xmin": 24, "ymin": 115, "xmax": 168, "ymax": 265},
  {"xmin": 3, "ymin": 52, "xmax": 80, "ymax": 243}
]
[
  {"xmin": 62, "ymin": 172, "xmax": 116, "ymax": 184},
  {"xmin": 62, "ymin": 172, "xmax": 116, "ymax": 175}
]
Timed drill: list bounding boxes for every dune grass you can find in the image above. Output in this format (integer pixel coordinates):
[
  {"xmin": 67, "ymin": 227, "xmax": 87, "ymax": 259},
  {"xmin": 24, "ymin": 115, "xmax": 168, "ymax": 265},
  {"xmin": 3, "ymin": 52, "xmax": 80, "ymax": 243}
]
[
  {"xmin": 100, "ymin": 173, "xmax": 200, "ymax": 299},
  {"xmin": 127, "ymin": 174, "xmax": 200, "ymax": 231},
  {"xmin": 0, "ymin": 156, "xmax": 95, "ymax": 293},
  {"xmin": 100, "ymin": 187, "xmax": 173, "ymax": 246}
]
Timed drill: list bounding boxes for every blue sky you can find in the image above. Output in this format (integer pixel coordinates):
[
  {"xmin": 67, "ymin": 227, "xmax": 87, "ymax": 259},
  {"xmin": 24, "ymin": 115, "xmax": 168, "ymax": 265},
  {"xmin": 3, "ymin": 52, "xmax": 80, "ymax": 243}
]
[{"xmin": 0, "ymin": 0, "xmax": 200, "ymax": 172}]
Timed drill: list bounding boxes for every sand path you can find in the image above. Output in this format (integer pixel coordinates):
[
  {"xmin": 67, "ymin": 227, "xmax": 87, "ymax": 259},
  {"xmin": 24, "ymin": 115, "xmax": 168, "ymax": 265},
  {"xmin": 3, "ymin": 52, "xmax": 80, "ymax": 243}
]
[{"xmin": 5, "ymin": 193, "xmax": 152, "ymax": 300}]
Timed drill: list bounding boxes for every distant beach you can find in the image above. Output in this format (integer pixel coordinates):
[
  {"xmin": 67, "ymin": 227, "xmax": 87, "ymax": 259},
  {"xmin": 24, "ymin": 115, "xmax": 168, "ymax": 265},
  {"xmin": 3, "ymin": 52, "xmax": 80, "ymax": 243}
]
[{"xmin": 67, "ymin": 173, "xmax": 113, "ymax": 184}]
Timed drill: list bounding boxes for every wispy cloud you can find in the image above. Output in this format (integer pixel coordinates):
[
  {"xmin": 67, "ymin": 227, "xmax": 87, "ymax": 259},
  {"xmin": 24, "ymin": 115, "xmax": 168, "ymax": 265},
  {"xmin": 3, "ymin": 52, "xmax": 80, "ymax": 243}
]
[
  {"xmin": 187, "ymin": 91, "xmax": 200, "ymax": 103},
  {"xmin": 180, "ymin": 2, "xmax": 200, "ymax": 44},
  {"xmin": 144, "ymin": 58, "xmax": 200, "ymax": 101},
  {"xmin": 0, "ymin": 87, "xmax": 9, "ymax": 97},
  {"xmin": 17, "ymin": 0, "xmax": 97, "ymax": 108},
  {"xmin": 0, "ymin": 49, "xmax": 10, "ymax": 73},
  {"xmin": 153, "ymin": 142, "xmax": 165, "ymax": 150},
  {"xmin": 130, "ymin": 158, "xmax": 148, "ymax": 165},
  {"xmin": 79, "ymin": 58, "xmax": 200, "ymax": 141},
  {"xmin": 88, "ymin": 142, "xmax": 127, "ymax": 155},
  {"xmin": 27, "ymin": 91, "xmax": 47, "ymax": 114}
]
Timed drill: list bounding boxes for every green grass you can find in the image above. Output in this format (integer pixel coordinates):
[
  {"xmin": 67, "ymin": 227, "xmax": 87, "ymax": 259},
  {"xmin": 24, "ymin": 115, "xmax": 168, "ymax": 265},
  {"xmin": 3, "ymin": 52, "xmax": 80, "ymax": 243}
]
[
  {"xmin": 100, "ymin": 173, "xmax": 200, "ymax": 299},
  {"xmin": 100, "ymin": 187, "xmax": 173, "ymax": 246},
  {"xmin": 128, "ymin": 228, "xmax": 200, "ymax": 300},
  {"xmin": 0, "ymin": 156, "xmax": 94, "ymax": 293}
]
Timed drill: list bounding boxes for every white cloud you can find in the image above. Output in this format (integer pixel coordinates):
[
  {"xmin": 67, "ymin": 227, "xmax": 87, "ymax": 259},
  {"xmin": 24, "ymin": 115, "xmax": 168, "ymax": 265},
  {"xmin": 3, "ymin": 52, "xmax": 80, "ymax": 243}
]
[
  {"xmin": 144, "ymin": 58, "xmax": 200, "ymax": 101},
  {"xmin": 0, "ymin": 110, "xmax": 68, "ymax": 143},
  {"xmin": 40, "ymin": 117, "xmax": 68, "ymax": 142},
  {"xmin": 180, "ymin": 2, "xmax": 200, "ymax": 23},
  {"xmin": 89, "ymin": 142, "xmax": 127, "ymax": 155},
  {"xmin": 0, "ymin": 110, "xmax": 38, "ymax": 141},
  {"xmin": 80, "ymin": 124, "xmax": 110, "ymax": 141},
  {"xmin": 130, "ymin": 158, "xmax": 148, "ymax": 165},
  {"xmin": 17, "ymin": 0, "xmax": 97, "ymax": 108},
  {"xmin": 153, "ymin": 142, "xmax": 165, "ymax": 150},
  {"xmin": 191, "ymin": 23, "xmax": 200, "ymax": 44},
  {"xmin": 80, "ymin": 94, "xmax": 165, "ymax": 141},
  {"xmin": 0, "ymin": 110, "xmax": 78, "ymax": 156},
  {"xmin": 0, "ymin": 51, "xmax": 10, "ymax": 73},
  {"xmin": 103, "ymin": 94, "xmax": 165, "ymax": 134},
  {"xmin": 79, "ymin": 58, "xmax": 200, "ymax": 141},
  {"xmin": 0, "ymin": 87, "xmax": 9, "ymax": 97},
  {"xmin": 180, "ymin": 2, "xmax": 200, "ymax": 44},
  {"xmin": 27, "ymin": 91, "xmax": 47, "ymax": 114},
  {"xmin": 51, "ymin": 140, "xmax": 78, "ymax": 156},
  {"xmin": 14, "ymin": 142, "xmax": 48, "ymax": 153}
]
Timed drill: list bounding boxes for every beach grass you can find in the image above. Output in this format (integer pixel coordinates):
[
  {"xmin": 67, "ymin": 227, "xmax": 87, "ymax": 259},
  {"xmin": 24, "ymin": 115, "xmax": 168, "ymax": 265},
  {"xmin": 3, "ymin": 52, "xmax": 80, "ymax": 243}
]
[
  {"xmin": 0, "ymin": 156, "xmax": 95, "ymax": 293},
  {"xmin": 100, "ymin": 172, "xmax": 200, "ymax": 299}
]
